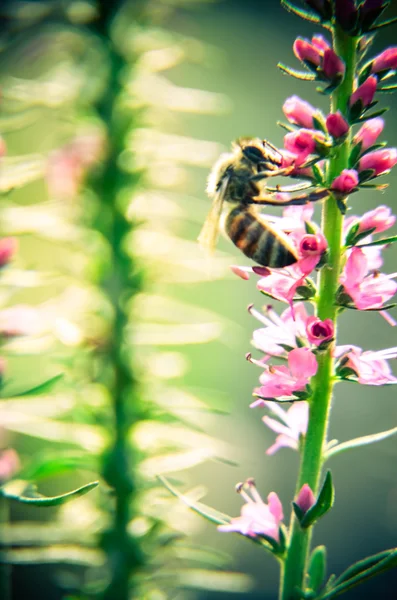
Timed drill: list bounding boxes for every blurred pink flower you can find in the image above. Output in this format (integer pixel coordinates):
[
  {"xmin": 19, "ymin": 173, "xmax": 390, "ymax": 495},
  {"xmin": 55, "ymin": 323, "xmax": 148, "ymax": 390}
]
[
  {"xmin": 371, "ymin": 47, "xmax": 397, "ymax": 73},
  {"xmin": 336, "ymin": 345, "xmax": 397, "ymax": 385},
  {"xmin": 358, "ymin": 148, "xmax": 397, "ymax": 176},
  {"xmin": 340, "ymin": 247, "xmax": 397, "ymax": 310},
  {"xmin": 350, "ymin": 76, "xmax": 377, "ymax": 108},
  {"xmin": 0, "ymin": 238, "xmax": 17, "ymax": 267},
  {"xmin": 353, "ymin": 118, "xmax": 384, "ymax": 152},
  {"xmin": 357, "ymin": 205, "xmax": 395, "ymax": 235},
  {"xmin": 257, "ymin": 266, "xmax": 306, "ymax": 308},
  {"xmin": 262, "ymin": 401, "xmax": 309, "ymax": 455},
  {"xmin": 252, "ymin": 348, "xmax": 318, "ymax": 403},
  {"xmin": 0, "ymin": 448, "xmax": 20, "ymax": 483},
  {"xmin": 0, "ymin": 305, "xmax": 40, "ymax": 337},
  {"xmin": 250, "ymin": 303, "xmax": 309, "ymax": 357},
  {"xmin": 283, "ymin": 96, "xmax": 317, "ymax": 129},
  {"xmin": 218, "ymin": 479, "xmax": 284, "ymax": 541},
  {"xmin": 326, "ymin": 111, "xmax": 349, "ymax": 138},
  {"xmin": 331, "ymin": 169, "xmax": 359, "ymax": 194}
]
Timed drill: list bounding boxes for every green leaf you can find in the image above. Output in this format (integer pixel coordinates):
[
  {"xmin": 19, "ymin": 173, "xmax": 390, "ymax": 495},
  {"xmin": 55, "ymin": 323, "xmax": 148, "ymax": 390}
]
[
  {"xmin": 300, "ymin": 471, "xmax": 334, "ymax": 528},
  {"xmin": 281, "ymin": 0, "xmax": 321, "ymax": 24},
  {"xmin": 370, "ymin": 15, "xmax": 397, "ymax": 30},
  {"xmin": 344, "ymin": 222, "xmax": 360, "ymax": 246},
  {"xmin": 18, "ymin": 451, "xmax": 94, "ymax": 481},
  {"xmin": 278, "ymin": 63, "xmax": 316, "ymax": 81},
  {"xmin": 358, "ymin": 63, "xmax": 373, "ymax": 86},
  {"xmin": 307, "ymin": 545, "xmax": 327, "ymax": 594},
  {"xmin": 378, "ymin": 83, "xmax": 397, "ymax": 93},
  {"xmin": 1, "ymin": 481, "xmax": 98, "ymax": 506},
  {"xmin": 321, "ymin": 548, "xmax": 397, "ymax": 599},
  {"xmin": 324, "ymin": 427, "xmax": 397, "ymax": 460},
  {"xmin": 348, "ymin": 142, "xmax": 362, "ymax": 168},
  {"xmin": 357, "ymin": 234, "xmax": 397, "ymax": 248},
  {"xmin": 0, "ymin": 546, "xmax": 103, "ymax": 566},
  {"xmin": 346, "ymin": 227, "xmax": 376, "ymax": 247},
  {"xmin": 158, "ymin": 475, "xmax": 231, "ymax": 526},
  {"xmin": 358, "ymin": 168, "xmax": 375, "ymax": 183},
  {"xmin": 0, "ymin": 374, "xmax": 63, "ymax": 399},
  {"xmin": 312, "ymin": 164, "xmax": 324, "ymax": 185},
  {"xmin": 356, "ymin": 107, "xmax": 389, "ymax": 122}
]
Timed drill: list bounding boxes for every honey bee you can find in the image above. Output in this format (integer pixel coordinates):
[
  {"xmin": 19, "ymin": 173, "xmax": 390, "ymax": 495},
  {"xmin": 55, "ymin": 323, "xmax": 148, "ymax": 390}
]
[{"xmin": 198, "ymin": 137, "xmax": 328, "ymax": 269}]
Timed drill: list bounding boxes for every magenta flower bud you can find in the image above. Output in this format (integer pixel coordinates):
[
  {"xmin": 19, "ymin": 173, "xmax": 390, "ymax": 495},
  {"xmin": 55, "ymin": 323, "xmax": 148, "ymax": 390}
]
[
  {"xmin": 306, "ymin": 316, "xmax": 334, "ymax": 346},
  {"xmin": 326, "ymin": 111, "xmax": 349, "ymax": 138},
  {"xmin": 284, "ymin": 129, "xmax": 324, "ymax": 166},
  {"xmin": 295, "ymin": 484, "xmax": 316, "ymax": 515},
  {"xmin": 335, "ymin": 0, "xmax": 358, "ymax": 33},
  {"xmin": 283, "ymin": 96, "xmax": 317, "ymax": 129},
  {"xmin": 357, "ymin": 205, "xmax": 396, "ymax": 235},
  {"xmin": 0, "ymin": 237, "xmax": 17, "ymax": 267},
  {"xmin": 293, "ymin": 38, "xmax": 322, "ymax": 67},
  {"xmin": 299, "ymin": 233, "xmax": 327, "ymax": 257},
  {"xmin": 371, "ymin": 47, "xmax": 397, "ymax": 74},
  {"xmin": 350, "ymin": 76, "xmax": 377, "ymax": 108},
  {"xmin": 331, "ymin": 169, "xmax": 359, "ymax": 194},
  {"xmin": 322, "ymin": 48, "xmax": 346, "ymax": 81},
  {"xmin": 311, "ymin": 34, "xmax": 331, "ymax": 52},
  {"xmin": 353, "ymin": 117, "xmax": 384, "ymax": 151},
  {"xmin": 359, "ymin": 148, "xmax": 397, "ymax": 176}
]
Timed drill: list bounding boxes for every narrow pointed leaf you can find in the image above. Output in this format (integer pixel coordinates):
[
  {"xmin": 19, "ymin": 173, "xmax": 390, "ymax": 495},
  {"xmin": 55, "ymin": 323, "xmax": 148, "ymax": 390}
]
[
  {"xmin": 357, "ymin": 235, "xmax": 397, "ymax": 248},
  {"xmin": 324, "ymin": 427, "xmax": 397, "ymax": 460},
  {"xmin": 308, "ymin": 545, "xmax": 327, "ymax": 594},
  {"xmin": 321, "ymin": 549, "xmax": 397, "ymax": 599},
  {"xmin": 1, "ymin": 481, "xmax": 98, "ymax": 506},
  {"xmin": 370, "ymin": 16, "xmax": 397, "ymax": 30},
  {"xmin": 378, "ymin": 84, "xmax": 397, "ymax": 92},
  {"xmin": 300, "ymin": 471, "xmax": 334, "ymax": 528},
  {"xmin": 281, "ymin": 0, "xmax": 321, "ymax": 23},
  {"xmin": 0, "ymin": 374, "xmax": 63, "ymax": 399},
  {"xmin": 158, "ymin": 475, "xmax": 230, "ymax": 526},
  {"xmin": 278, "ymin": 63, "xmax": 316, "ymax": 80},
  {"xmin": 356, "ymin": 107, "xmax": 389, "ymax": 122}
]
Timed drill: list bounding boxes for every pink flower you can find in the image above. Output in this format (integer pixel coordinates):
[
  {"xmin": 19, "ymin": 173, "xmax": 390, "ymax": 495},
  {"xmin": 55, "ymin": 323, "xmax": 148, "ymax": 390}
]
[
  {"xmin": 311, "ymin": 34, "xmax": 330, "ymax": 52},
  {"xmin": 283, "ymin": 96, "xmax": 317, "ymax": 129},
  {"xmin": 296, "ymin": 231, "xmax": 328, "ymax": 275},
  {"xmin": 257, "ymin": 266, "xmax": 307, "ymax": 308},
  {"xmin": 0, "ymin": 238, "xmax": 17, "ymax": 267},
  {"xmin": 0, "ymin": 306, "xmax": 40, "ymax": 337},
  {"xmin": 340, "ymin": 247, "xmax": 397, "ymax": 310},
  {"xmin": 250, "ymin": 303, "xmax": 309, "ymax": 357},
  {"xmin": 353, "ymin": 118, "xmax": 384, "ymax": 152},
  {"xmin": 357, "ymin": 205, "xmax": 395, "ymax": 235},
  {"xmin": 326, "ymin": 111, "xmax": 349, "ymax": 138},
  {"xmin": 284, "ymin": 129, "xmax": 319, "ymax": 166},
  {"xmin": 252, "ymin": 348, "xmax": 318, "ymax": 403},
  {"xmin": 293, "ymin": 37, "xmax": 322, "ymax": 66},
  {"xmin": 359, "ymin": 148, "xmax": 397, "ymax": 176},
  {"xmin": 0, "ymin": 136, "xmax": 6, "ymax": 158},
  {"xmin": 306, "ymin": 316, "xmax": 334, "ymax": 346},
  {"xmin": 323, "ymin": 48, "xmax": 345, "ymax": 81},
  {"xmin": 262, "ymin": 401, "xmax": 308, "ymax": 455},
  {"xmin": 336, "ymin": 345, "xmax": 397, "ymax": 385},
  {"xmin": 218, "ymin": 479, "xmax": 284, "ymax": 541},
  {"xmin": 371, "ymin": 47, "xmax": 397, "ymax": 74},
  {"xmin": 350, "ymin": 76, "xmax": 377, "ymax": 108},
  {"xmin": 331, "ymin": 169, "xmax": 359, "ymax": 194},
  {"xmin": 0, "ymin": 448, "xmax": 20, "ymax": 483},
  {"xmin": 295, "ymin": 484, "xmax": 316, "ymax": 515}
]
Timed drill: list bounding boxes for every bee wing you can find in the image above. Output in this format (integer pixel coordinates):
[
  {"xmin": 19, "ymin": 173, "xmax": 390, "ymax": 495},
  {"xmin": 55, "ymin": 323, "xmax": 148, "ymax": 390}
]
[{"xmin": 197, "ymin": 176, "xmax": 229, "ymax": 254}]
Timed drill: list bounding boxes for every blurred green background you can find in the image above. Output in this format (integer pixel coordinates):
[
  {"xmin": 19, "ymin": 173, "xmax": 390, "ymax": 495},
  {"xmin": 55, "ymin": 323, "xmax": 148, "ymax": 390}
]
[{"xmin": 2, "ymin": 0, "xmax": 396, "ymax": 598}]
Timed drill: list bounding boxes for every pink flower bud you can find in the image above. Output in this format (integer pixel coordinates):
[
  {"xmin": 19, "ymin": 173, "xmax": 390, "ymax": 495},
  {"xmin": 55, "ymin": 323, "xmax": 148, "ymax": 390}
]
[
  {"xmin": 357, "ymin": 205, "xmax": 396, "ymax": 235},
  {"xmin": 326, "ymin": 111, "xmax": 349, "ymax": 138},
  {"xmin": 311, "ymin": 34, "xmax": 331, "ymax": 52},
  {"xmin": 331, "ymin": 169, "xmax": 359, "ymax": 194},
  {"xmin": 293, "ymin": 38, "xmax": 322, "ymax": 66},
  {"xmin": 284, "ymin": 129, "xmax": 323, "ymax": 166},
  {"xmin": 350, "ymin": 76, "xmax": 377, "ymax": 108},
  {"xmin": 295, "ymin": 484, "xmax": 316, "ymax": 515},
  {"xmin": 0, "ymin": 448, "xmax": 20, "ymax": 483},
  {"xmin": 0, "ymin": 238, "xmax": 17, "ymax": 267},
  {"xmin": 371, "ymin": 47, "xmax": 397, "ymax": 73},
  {"xmin": 353, "ymin": 117, "xmax": 384, "ymax": 151},
  {"xmin": 283, "ymin": 96, "xmax": 317, "ymax": 129},
  {"xmin": 306, "ymin": 316, "xmax": 334, "ymax": 346},
  {"xmin": 359, "ymin": 148, "xmax": 397, "ymax": 176},
  {"xmin": 323, "ymin": 48, "xmax": 345, "ymax": 81},
  {"xmin": 335, "ymin": 0, "xmax": 358, "ymax": 33},
  {"xmin": 299, "ymin": 234, "xmax": 327, "ymax": 257}
]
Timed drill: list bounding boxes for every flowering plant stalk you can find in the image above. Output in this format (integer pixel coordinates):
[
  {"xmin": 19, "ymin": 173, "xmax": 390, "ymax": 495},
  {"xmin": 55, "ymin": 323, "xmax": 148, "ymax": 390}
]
[{"xmin": 164, "ymin": 1, "xmax": 397, "ymax": 598}]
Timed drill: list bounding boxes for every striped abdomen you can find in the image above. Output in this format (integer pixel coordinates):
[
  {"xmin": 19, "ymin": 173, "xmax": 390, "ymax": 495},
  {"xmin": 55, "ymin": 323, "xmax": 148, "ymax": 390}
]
[{"xmin": 225, "ymin": 205, "xmax": 298, "ymax": 268}]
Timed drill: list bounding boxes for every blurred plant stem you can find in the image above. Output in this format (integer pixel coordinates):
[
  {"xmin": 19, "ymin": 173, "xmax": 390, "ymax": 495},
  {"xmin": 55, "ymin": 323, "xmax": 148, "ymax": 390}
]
[
  {"xmin": 0, "ymin": 496, "xmax": 10, "ymax": 600},
  {"xmin": 280, "ymin": 28, "xmax": 358, "ymax": 600},
  {"xmin": 92, "ymin": 1, "xmax": 145, "ymax": 597}
]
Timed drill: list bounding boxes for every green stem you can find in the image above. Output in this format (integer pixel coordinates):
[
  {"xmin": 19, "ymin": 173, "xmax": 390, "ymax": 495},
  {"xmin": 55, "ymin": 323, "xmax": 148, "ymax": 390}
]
[
  {"xmin": 280, "ymin": 28, "xmax": 358, "ymax": 600},
  {"xmin": 91, "ymin": 3, "xmax": 145, "ymax": 598}
]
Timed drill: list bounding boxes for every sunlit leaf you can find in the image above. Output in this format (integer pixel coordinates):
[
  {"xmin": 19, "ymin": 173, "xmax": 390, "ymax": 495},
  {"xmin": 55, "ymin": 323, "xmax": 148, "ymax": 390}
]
[
  {"xmin": 1, "ymin": 481, "xmax": 98, "ymax": 506},
  {"xmin": 324, "ymin": 427, "xmax": 397, "ymax": 460},
  {"xmin": 0, "ymin": 546, "xmax": 103, "ymax": 566},
  {"xmin": 177, "ymin": 568, "xmax": 252, "ymax": 592},
  {"xmin": 0, "ymin": 156, "xmax": 46, "ymax": 192}
]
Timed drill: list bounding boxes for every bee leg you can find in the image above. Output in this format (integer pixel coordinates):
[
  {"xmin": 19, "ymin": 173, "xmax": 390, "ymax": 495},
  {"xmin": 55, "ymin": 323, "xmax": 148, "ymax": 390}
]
[
  {"xmin": 263, "ymin": 181, "xmax": 313, "ymax": 193},
  {"xmin": 249, "ymin": 166, "xmax": 295, "ymax": 181},
  {"xmin": 249, "ymin": 188, "xmax": 331, "ymax": 206}
]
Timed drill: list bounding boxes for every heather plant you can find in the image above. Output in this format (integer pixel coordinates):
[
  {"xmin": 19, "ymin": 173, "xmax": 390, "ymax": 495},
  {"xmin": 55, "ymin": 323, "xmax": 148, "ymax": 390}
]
[{"xmin": 164, "ymin": 1, "xmax": 397, "ymax": 599}]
